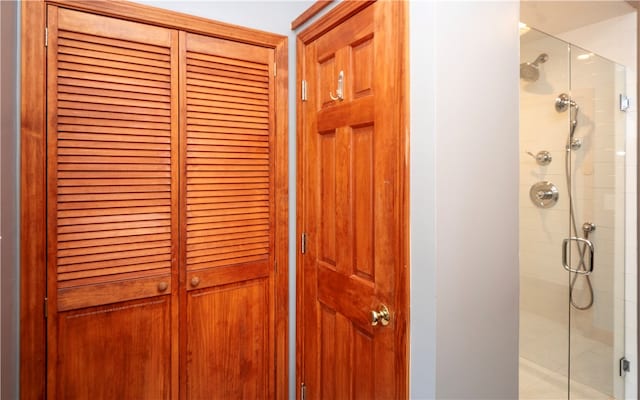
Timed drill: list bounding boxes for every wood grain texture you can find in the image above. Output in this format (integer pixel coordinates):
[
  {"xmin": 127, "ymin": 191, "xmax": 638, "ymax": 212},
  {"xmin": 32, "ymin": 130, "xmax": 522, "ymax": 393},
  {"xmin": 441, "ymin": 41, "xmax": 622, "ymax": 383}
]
[
  {"xmin": 48, "ymin": 0, "xmax": 286, "ymax": 47},
  {"xmin": 183, "ymin": 32, "xmax": 273, "ymax": 275},
  {"xmin": 384, "ymin": 2, "xmax": 410, "ymax": 396},
  {"xmin": 45, "ymin": 9, "xmax": 61, "ymax": 395},
  {"xmin": 274, "ymin": 37, "xmax": 290, "ymax": 400},
  {"xmin": 57, "ymin": 274, "xmax": 172, "ymax": 310},
  {"xmin": 297, "ymin": 1, "xmax": 409, "ymax": 398},
  {"xmin": 290, "ymin": 0, "xmax": 335, "ymax": 30},
  {"xmin": 23, "ymin": 1, "xmax": 289, "ymax": 398},
  {"xmin": 57, "ymin": 7, "xmax": 172, "ymax": 46},
  {"xmin": 170, "ymin": 30, "xmax": 184, "ymax": 399},
  {"xmin": 180, "ymin": 31, "xmax": 284, "ymax": 399},
  {"xmin": 186, "ymin": 279, "xmax": 269, "ymax": 399},
  {"xmin": 20, "ymin": 2, "xmax": 47, "ymax": 399},
  {"xmin": 295, "ymin": 36, "xmax": 307, "ymax": 399},
  {"xmin": 49, "ymin": 6, "xmax": 178, "ymax": 308},
  {"xmin": 297, "ymin": 0, "xmax": 374, "ymax": 44},
  {"xmin": 178, "ymin": 30, "xmax": 188, "ymax": 400},
  {"xmin": 56, "ymin": 297, "xmax": 172, "ymax": 399},
  {"xmin": 45, "ymin": 6, "xmax": 179, "ymax": 399}
]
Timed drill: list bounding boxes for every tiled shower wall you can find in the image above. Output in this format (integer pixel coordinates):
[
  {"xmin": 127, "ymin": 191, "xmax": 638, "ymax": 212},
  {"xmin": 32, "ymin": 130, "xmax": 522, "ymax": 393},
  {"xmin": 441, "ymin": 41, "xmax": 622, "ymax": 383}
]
[{"xmin": 520, "ymin": 27, "xmax": 627, "ymax": 398}]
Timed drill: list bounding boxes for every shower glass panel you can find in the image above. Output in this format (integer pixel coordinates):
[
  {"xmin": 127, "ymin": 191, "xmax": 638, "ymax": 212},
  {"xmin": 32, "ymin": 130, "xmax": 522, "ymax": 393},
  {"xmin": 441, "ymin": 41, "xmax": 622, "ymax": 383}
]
[
  {"xmin": 568, "ymin": 44, "xmax": 626, "ymax": 400},
  {"xmin": 519, "ymin": 27, "xmax": 626, "ymax": 400}
]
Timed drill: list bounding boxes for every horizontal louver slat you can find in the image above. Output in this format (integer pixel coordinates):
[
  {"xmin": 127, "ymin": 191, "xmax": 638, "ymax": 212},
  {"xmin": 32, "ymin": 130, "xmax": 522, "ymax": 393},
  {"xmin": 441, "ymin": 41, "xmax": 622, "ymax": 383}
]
[
  {"xmin": 59, "ymin": 80, "xmax": 171, "ymax": 99},
  {"xmin": 54, "ymin": 28, "xmax": 175, "ymax": 295},
  {"xmin": 58, "ymin": 232, "xmax": 171, "ymax": 251},
  {"xmin": 58, "ymin": 239, "xmax": 171, "ymax": 258},
  {"xmin": 185, "ymin": 47, "xmax": 271, "ymax": 272}
]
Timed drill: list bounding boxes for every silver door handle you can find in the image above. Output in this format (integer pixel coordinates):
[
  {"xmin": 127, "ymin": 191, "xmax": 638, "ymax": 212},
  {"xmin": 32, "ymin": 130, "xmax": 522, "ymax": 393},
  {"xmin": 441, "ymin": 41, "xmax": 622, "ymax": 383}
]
[{"xmin": 562, "ymin": 237, "xmax": 594, "ymax": 275}]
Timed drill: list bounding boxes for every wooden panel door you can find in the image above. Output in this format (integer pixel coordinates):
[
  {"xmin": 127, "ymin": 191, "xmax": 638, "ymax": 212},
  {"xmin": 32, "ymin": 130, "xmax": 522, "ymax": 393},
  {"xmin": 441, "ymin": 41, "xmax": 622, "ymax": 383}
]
[
  {"xmin": 180, "ymin": 32, "xmax": 276, "ymax": 399},
  {"xmin": 46, "ymin": 6, "xmax": 179, "ymax": 398},
  {"xmin": 298, "ymin": 2, "xmax": 409, "ymax": 398}
]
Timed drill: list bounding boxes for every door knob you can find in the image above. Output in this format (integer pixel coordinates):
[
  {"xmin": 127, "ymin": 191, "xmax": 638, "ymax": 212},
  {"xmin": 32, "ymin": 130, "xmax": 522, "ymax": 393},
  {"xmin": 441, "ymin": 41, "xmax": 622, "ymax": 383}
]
[
  {"xmin": 157, "ymin": 281, "xmax": 169, "ymax": 292},
  {"xmin": 370, "ymin": 304, "xmax": 390, "ymax": 326}
]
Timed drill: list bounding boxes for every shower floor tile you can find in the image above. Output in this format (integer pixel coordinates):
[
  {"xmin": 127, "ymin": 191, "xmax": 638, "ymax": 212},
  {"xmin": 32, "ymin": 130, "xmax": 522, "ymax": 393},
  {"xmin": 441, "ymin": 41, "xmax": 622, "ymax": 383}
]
[{"xmin": 520, "ymin": 357, "xmax": 613, "ymax": 400}]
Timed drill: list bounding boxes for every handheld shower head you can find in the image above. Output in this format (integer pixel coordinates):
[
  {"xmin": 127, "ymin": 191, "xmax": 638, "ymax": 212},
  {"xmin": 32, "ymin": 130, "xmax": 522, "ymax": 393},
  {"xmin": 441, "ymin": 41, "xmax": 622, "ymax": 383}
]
[
  {"xmin": 555, "ymin": 93, "xmax": 581, "ymax": 146},
  {"xmin": 520, "ymin": 53, "xmax": 549, "ymax": 82}
]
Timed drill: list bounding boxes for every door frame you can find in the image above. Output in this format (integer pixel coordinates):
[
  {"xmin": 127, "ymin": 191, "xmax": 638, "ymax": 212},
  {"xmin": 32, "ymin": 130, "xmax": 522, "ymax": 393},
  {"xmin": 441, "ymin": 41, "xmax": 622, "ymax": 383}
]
[
  {"xmin": 294, "ymin": 1, "xmax": 410, "ymax": 398},
  {"xmin": 20, "ymin": 1, "xmax": 289, "ymax": 398}
]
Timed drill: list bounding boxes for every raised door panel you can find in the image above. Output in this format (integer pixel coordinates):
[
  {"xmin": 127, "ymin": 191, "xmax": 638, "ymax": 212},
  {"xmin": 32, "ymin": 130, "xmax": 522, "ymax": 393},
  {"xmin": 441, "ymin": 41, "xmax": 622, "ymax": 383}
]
[
  {"xmin": 186, "ymin": 279, "xmax": 269, "ymax": 399},
  {"xmin": 180, "ymin": 31, "xmax": 275, "ymax": 399},
  {"xmin": 301, "ymin": 2, "xmax": 406, "ymax": 398},
  {"xmin": 56, "ymin": 297, "xmax": 171, "ymax": 399},
  {"xmin": 47, "ymin": 6, "xmax": 178, "ymax": 398}
]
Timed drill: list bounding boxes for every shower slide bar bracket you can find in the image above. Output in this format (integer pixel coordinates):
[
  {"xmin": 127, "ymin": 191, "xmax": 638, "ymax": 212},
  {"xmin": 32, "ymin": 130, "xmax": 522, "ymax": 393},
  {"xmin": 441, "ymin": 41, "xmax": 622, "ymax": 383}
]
[
  {"xmin": 620, "ymin": 357, "xmax": 631, "ymax": 377},
  {"xmin": 562, "ymin": 237, "xmax": 594, "ymax": 275},
  {"xmin": 620, "ymin": 94, "xmax": 630, "ymax": 112}
]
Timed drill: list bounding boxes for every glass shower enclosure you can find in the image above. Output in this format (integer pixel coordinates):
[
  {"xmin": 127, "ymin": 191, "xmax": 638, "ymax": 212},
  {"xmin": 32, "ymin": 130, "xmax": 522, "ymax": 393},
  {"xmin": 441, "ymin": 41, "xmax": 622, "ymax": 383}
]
[{"xmin": 519, "ymin": 27, "xmax": 627, "ymax": 399}]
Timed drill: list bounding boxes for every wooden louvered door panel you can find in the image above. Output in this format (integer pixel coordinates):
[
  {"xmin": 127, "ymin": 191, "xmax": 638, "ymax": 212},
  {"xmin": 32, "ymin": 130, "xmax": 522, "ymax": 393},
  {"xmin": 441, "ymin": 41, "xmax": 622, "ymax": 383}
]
[
  {"xmin": 180, "ymin": 32, "xmax": 276, "ymax": 399},
  {"xmin": 46, "ymin": 7, "xmax": 178, "ymax": 399}
]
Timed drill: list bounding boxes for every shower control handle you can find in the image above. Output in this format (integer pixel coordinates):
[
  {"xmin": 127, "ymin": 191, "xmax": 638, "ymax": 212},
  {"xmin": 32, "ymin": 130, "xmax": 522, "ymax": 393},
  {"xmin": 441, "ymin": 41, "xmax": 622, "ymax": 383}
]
[
  {"xmin": 529, "ymin": 181, "xmax": 559, "ymax": 208},
  {"xmin": 527, "ymin": 150, "xmax": 552, "ymax": 166},
  {"xmin": 536, "ymin": 190, "xmax": 554, "ymax": 201},
  {"xmin": 562, "ymin": 237, "xmax": 594, "ymax": 275}
]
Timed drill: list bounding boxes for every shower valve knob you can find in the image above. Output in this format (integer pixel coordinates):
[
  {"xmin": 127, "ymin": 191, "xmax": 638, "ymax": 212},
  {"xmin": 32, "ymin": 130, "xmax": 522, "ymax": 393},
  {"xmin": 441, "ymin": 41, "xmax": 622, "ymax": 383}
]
[
  {"xmin": 527, "ymin": 150, "xmax": 552, "ymax": 166},
  {"xmin": 530, "ymin": 181, "xmax": 559, "ymax": 208},
  {"xmin": 536, "ymin": 190, "xmax": 554, "ymax": 200}
]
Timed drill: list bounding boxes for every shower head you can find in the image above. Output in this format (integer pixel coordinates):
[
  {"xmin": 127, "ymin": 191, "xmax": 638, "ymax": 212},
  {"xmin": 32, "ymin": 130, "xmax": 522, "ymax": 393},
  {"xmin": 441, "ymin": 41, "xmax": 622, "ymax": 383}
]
[{"xmin": 520, "ymin": 53, "xmax": 549, "ymax": 82}]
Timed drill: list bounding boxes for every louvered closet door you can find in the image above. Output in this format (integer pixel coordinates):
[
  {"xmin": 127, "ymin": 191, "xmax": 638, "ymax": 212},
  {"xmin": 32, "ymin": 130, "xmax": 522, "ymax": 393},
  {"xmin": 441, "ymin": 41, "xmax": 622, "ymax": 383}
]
[
  {"xmin": 46, "ymin": 7, "xmax": 178, "ymax": 398},
  {"xmin": 180, "ymin": 32, "xmax": 276, "ymax": 399}
]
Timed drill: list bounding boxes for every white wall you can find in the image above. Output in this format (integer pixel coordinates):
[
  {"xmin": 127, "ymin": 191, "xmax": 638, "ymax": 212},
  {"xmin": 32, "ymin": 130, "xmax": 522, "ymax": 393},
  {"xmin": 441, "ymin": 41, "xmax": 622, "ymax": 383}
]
[
  {"xmin": 409, "ymin": 1, "xmax": 437, "ymax": 398},
  {"xmin": 421, "ymin": 2, "xmax": 521, "ymax": 398},
  {"xmin": 0, "ymin": 1, "xmax": 20, "ymax": 398}
]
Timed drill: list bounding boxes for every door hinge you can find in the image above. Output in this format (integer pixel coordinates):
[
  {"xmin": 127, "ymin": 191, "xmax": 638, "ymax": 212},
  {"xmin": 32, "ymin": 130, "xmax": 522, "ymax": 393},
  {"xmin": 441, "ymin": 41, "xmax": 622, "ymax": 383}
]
[
  {"xmin": 301, "ymin": 232, "xmax": 307, "ymax": 254},
  {"xmin": 301, "ymin": 80, "xmax": 308, "ymax": 102},
  {"xmin": 44, "ymin": 297, "xmax": 48, "ymax": 319},
  {"xmin": 300, "ymin": 383, "xmax": 306, "ymax": 400},
  {"xmin": 620, "ymin": 357, "xmax": 631, "ymax": 376},
  {"xmin": 620, "ymin": 94, "xmax": 630, "ymax": 112},
  {"xmin": 45, "ymin": 27, "xmax": 48, "ymax": 47}
]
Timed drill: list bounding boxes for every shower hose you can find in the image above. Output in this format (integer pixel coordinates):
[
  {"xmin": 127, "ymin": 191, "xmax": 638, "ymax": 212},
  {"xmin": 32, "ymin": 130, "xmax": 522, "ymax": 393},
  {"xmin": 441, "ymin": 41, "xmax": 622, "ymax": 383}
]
[{"xmin": 565, "ymin": 137, "xmax": 594, "ymax": 310}]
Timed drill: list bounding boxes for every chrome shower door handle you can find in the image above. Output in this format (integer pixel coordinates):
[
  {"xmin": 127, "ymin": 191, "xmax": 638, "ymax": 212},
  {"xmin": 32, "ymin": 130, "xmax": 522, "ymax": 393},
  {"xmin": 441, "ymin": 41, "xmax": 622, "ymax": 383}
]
[
  {"xmin": 329, "ymin": 70, "xmax": 344, "ymax": 101},
  {"xmin": 562, "ymin": 237, "xmax": 594, "ymax": 275}
]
